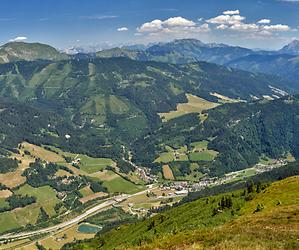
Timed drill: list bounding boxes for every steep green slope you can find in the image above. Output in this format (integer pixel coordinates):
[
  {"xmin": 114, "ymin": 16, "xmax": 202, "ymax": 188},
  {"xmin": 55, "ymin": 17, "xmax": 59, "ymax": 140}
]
[
  {"xmin": 0, "ymin": 100, "xmax": 124, "ymax": 164},
  {"xmin": 0, "ymin": 42, "xmax": 68, "ymax": 63},
  {"xmin": 0, "ymin": 57, "xmax": 297, "ymax": 175},
  {"xmin": 63, "ymin": 174, "xmax": 299, "ymax": 250}
]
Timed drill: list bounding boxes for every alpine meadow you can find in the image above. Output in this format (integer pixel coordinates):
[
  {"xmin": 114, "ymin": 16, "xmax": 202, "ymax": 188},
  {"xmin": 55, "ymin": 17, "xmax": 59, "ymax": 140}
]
[{"xmin": 0, "ymin": 1, "xmax": 298, "ymax": 249}]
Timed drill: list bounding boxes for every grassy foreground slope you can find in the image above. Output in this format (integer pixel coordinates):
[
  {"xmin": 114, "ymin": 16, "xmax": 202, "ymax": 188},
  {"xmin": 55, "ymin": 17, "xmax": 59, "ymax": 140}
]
[{"xmin": 64, "ymin": 175, "xmax": 299, "ymax": 250}]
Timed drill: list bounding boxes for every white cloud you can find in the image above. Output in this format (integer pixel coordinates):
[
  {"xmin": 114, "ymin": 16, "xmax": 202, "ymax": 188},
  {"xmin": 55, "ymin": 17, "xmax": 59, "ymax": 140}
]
[
  {"xmin": 206, "ymin": 15, "xmax": 245, "ymax": 25},
  {"xmin": 9, "ymin": 36, "xmax": 27, "ymax": 42},
  {"xmin": 216, "ymin": 24, "xmax": 228, "ymax": 30},
  {"xmin": 163, "ymin": 16, "xmax": 196, "ymax": 27},
  {"xmin": 207, "ymin": 10, "xmax": 291, "ymax": 38},
  {"xmin": 137, "ymin": 16, "xmax": 208, "ymax": 35},
  {"xmin": 230, "ymin": 23, "xmax": 259, "ymax": 32},
  {"xmin": 135, "ymin": 10, "xmax": 293, "ymax": 42},
  {"xmin": 223, "ymin": 10, "xmax": 240, "ymax": 15},
  {"xmin": 257, "ymin": 19, "xmax": 271, "ymax": 24},
  {"xmin": 117, "ymin": 27, "xmax": 129, "ymax": 32},
  {"xmin": 138, "ymin": 19, "xmax": 163, "ymax": 32},
  {"xmin": 263, "ymin": 24, "xmax": 290, "ymax": 31}
]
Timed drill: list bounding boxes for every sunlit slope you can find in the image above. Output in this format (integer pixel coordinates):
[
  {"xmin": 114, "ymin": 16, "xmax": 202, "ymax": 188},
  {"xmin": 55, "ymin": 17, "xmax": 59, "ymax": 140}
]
[{"xmin": 64, "ymin": 176, "xmax": 299, "ymax": 250}]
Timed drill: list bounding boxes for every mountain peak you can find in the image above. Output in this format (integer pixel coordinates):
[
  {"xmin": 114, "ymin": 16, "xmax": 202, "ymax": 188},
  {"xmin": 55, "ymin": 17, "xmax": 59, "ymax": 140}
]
[
  {"xmin": 0, "ymin": 41, "xmax": 68, "ymax": 63},
  {"xmin": 279, "ymin": 40, "xmax": 299, "ymax": 55}
]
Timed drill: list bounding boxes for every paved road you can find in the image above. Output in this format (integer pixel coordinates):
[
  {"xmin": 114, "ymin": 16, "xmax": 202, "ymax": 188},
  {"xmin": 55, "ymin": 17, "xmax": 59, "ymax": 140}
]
[{"xmin": 0, "ymin": 188, "xmax": 152, "ymax": 241}]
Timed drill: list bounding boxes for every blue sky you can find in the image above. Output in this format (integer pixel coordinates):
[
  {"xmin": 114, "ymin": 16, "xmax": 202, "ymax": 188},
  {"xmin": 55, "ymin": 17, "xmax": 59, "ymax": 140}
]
[{"xmin": 1, "ymin": 0, "xmax": 299, "ymax": 50}]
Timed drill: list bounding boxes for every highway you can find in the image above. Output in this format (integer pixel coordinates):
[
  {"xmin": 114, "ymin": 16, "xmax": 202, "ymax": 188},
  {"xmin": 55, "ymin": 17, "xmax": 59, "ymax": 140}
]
[{"xmin": 0, "ymin": 188, "xmax": 153, "ymax": 241}]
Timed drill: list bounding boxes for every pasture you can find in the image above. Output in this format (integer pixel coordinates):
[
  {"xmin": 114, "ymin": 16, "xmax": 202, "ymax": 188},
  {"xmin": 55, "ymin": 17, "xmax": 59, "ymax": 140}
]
[
  {"xmin": 159, "ymin": 94, "xmax": 219, "ymax": 122},
  {"xmin": 154, "ymin": 152, "xmax": 175, "ymax": 163},
  {"xmin": 189, "ymin": 151, "xmax": 218, "ymax": 161},
  {"xmin": 21, "ymin": 142, "xmax": 65, "ymax": 163},
  {"xmin": 15, "ymin": 184, "xmax": 61, "ymax": 216},
  {"xmin": 91, "ymin": 170, "xmax": 142, "ymax": 194},
  {"xmin": 77, "ymin": 155, "xmax": 115, "ymax": 174}
]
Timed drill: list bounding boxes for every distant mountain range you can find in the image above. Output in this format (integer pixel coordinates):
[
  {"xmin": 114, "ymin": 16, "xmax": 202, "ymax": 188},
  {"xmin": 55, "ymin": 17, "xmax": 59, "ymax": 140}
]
[
  {"xmin": 2, "ymin": 39, "xmax": 299, "ymax": 84},
  {"xmin": 94, "ymin": 39, "xmax": 299, "ymax": 83}
]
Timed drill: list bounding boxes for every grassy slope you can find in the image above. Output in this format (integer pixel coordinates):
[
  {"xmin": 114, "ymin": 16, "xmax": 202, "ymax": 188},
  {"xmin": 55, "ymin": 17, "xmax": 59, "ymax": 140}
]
[
  {"xmin": 65, "ymin": 176, "xmax": 299, "ymax": 250},
  {"xmin": 159, "ymin": 93, "xmax": 219, "ymax": 122}
]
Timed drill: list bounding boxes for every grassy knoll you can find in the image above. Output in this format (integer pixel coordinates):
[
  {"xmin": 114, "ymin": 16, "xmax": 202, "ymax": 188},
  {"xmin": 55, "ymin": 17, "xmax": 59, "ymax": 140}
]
[
  {"xmin": 162, "ymin": 165, "xmax": 175, "ymax": 180},
  {"xmin": 65, "ymin": 176, "xmax": 299, "ymax": 250},
  {"xmin": 154, "ymin": 152, "xmax": 175, "ymax": 163},
  {"xmin": 21, "ymin": 142, "xmax": 65, "ymax": 163},
  {"xmin": 78, "ymin": 155, "xmax": 115, "ymax": 174},
  {"xmin": 0, "ymin": 149, "xmax": 34, "ymax": 188},
  {"xmin": 79, "ymin": 186, "xmax": 94, "ymax": 197},
  {"xmin": 190, "ymin": 140, "xmax": 209, "ymax": 150},
  {"xmin": 0, "ymin": 168, "xmax": 27, "ymax": 189},
  {"xmin": 93, "ymin": 171, "xmax": 143, "ymax": 194},
  {"xmin": 0, "ymin": 189, "xmax": 12, "ymax": 198},
  {"xmin": 188, "ymin": 140, "xmax": 218, "ymax": 162},
  {"xmin": 109, "ymin": 95, "xmax": 129, "ymax": 114},
  {"xmin": 0, "ymin": 185, "xmax": 61, "ymax": 233},
  {"xmin": 0, "ymin": 198, "xmax": 9, "ymax": 209},
  {"xmin": 189, "ymin": 151, "xmax": 217, "ymax": 161},
  {"xmin": 15, "ymin": 184, "xmax": 61, "ymax": 216},
  {"xmin": 159, "ymin": 94, "xmax": 219, "ymax": 122},
  {"xmin": 41, "ymin": 145, "xmax": 115, "ymax": 175}
]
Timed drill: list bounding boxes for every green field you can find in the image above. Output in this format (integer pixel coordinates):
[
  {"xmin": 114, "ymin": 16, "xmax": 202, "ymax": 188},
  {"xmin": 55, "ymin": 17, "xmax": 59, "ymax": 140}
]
[
  {"xmin": 78, "ymin": 155, "xmax": 115, "ymax": 174},
  {"xmin": 154, "ymin": 152, "xmax": 175, "ymax": 163},
  {"xmin": 0, "ymin": 185, "xmax": 62, "ymax": 233},
  {"xmin": 109, "ymin": 95, "xmax": 129, "ymax": 114},
  {"xmin": 190, "ymin": 140, "xmax": 209, "ymax": 150},
  {"xmin": 15, "ymin": 184, "xmax": 61, "ymax": 216},
  {"xmin": 79, "ymin": 186, "xmax": 94, "ymax": 197},
  {"xmin": 0, "ymin": 211, "xmax": 22, "ymax": 233},
  {"xmin": 0, "ymin": 198, "xmax": 9, "ymax": 210},
  {"xmin": 101, "ymin": 174, "xmax": 143, "ymax": 194},
  {"xmin": 189, "ymin": 151, "xmax": 217, "ymax": 161},
  {"xmin": 43, "ymin": 146, "xmax": 115, "ymax": 174}
]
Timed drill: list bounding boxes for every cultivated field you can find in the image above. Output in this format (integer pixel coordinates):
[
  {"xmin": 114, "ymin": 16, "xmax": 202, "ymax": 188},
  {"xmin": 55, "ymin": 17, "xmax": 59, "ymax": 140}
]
[{"xmin": 162, "ymin": 165, "xmax": 175, "ymax": 180}]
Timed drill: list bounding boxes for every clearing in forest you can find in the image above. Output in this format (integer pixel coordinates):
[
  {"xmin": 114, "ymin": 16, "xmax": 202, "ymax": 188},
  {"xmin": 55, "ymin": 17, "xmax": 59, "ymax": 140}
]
[{"xmin": 159, "ymin": 94, "xmax": 219, "ymax": 122}]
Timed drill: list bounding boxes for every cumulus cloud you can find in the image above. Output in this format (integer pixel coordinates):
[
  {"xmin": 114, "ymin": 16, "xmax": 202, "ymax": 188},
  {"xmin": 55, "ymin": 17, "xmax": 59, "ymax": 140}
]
[
  {"xmin": 9, "ymin": 36, "xmax": 27, "ymax": 42},
  {"xmin": 135, "ymin": 10, "xmax": 293, "ymax": 42},
  {"xmin": 138, "ymin": 19, "xmax": 163, "ymax": 33},
  {"xmin": 223, "ymin": 10, "xmax": 240, "ymax": 15},
  {"xmin": 216, "ymin": 24, "xmax": 228, "ymax": 30},
  {"xmin": 117, "ymin": 27, "xmax": 129, "ymax": 31},
  {"xmin": 257, "ymin": 19, "xmax": 271, "ymax": 24},
  {"xmin": 206, "ymin": 14, "xmax": 245, "ymax": 25},
  {"xmin": 230, "ymin": 23, "xmax": 259, "ymax": 32},
  {"xmin": 163, "ymin": 16, "xmax": 196, "ymax": 27},
  {"xmin": 207, "ymin": 10, "xmax": 291, "ymax": 37},
  {"xmin": 137, "ymin": 16, "xmax": 209, "ymax": 36},
  {"xmin": 263, "ymin": 24, "xmax": 290, "ymax": 31}
]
